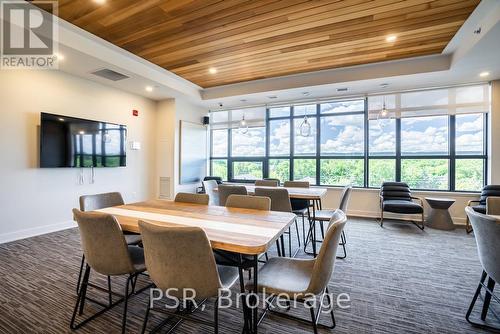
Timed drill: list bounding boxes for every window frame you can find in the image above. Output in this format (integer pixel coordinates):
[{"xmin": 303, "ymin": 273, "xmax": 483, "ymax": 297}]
[{"xmin": 209, "ymin": 94, "xmax": 488, "ymax": 192}]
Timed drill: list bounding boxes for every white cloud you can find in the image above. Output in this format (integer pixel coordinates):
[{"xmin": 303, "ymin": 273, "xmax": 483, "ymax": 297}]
[
  {"xmin": 456, "ymin": 116, "xmax": 483, "ymax": 132},
  {"xmin": 321, "ymin": 125, "xmax": 364, "ymax": 154}
]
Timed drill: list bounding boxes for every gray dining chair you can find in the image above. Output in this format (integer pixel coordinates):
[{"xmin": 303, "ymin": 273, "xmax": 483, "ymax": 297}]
[
  {"xmin": 138, "ymin": 220, "xmax": 239, "ymax": 334},
  {"xmin": 255, "ymin": 179, "xmax": 279, "ymax": 187},
  {"xmin": 203, "ymin": 179, "xmax": 219, "ymax": 206},
  {"xmin": 175, "ymin": 192, "xmax": 209, "ymax": 205},
  {"xmin": 76, "ymin": 192, "xmax": 141, "ymax": 295},
  {"xmin": 465, "ymin": 207, "xmax": 500, "ymax": 331},
  {"xmin": 247, "ymin": 210, "xmax": 347, "ymax": 334},
  {"xmin": 306, "ymin": 186, "xmax": 352, "ymax": 259},
  {"xmin": 254, "ymin": 187, "xmax": 301, "ymax": 256},
  {"xmin": 284, "ymin": 181, "xmax": 311, "ymax": 245},
  {"xmin": 486, "ymin": 197, "xmax": 500, "ymax": 215},
  {"xmin": 218, "ymin": 184, "xmax": 248, "ymax": 206},
  {"xmin": 71, "ymin": 209, "xmax": 146, "ymax": 333},
  {"xmin": 226, "ymin": 194, "xmax": 271, "ymax": 211}
]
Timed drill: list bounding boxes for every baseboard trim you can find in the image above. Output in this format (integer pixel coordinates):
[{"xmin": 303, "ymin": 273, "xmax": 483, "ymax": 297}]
[
  {"xmin": 0, "ymin": 220, "xmax": 77, "ymax": 245},
  {"xmin": 347, "ymin": 209, "xmax": 466, "ymax": 226}
]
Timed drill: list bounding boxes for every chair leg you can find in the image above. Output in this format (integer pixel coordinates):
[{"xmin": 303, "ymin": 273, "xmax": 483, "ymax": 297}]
[
  {"xmin": 307, "ymin": 301, "xmax": 319, "ymax": 334},
  {"xmin": 122, "ymin": 276, "xmax": 131, "ymax": 334},
  {"xmin": 324, "ymin": 288, "xmax": 336, "ymax": 328},
  {"xmin": 71, "ymin": 264, "xmax": 91, "ymax": 329},
  {"xmin": 295, "ymin": 219, "xmax": 301, "ymax": 247},
  {"xmin": 337, "ymin": 231, "xmax": 347, "ymax": 259},
  {"xmin": 107, "ymin": 276, "xmax": 113, "ymax": 306},
  {"xmin": 301, "ymin": 214, "xmax": 306, "ymax": 245},
  {"xmin": 76, "ymin": 254, "xmax": 85, "ymax": 294},
  {"xmin": 288, "ymin": 227, "xmax": 292, "ymax": 257},
  {"xmin": 380, "ymin": 210, "xmax": 384, "ymax": 227},
  {"xmin": 421, "ymin": 211, "xmax": 425, "ymax": 230},
  {"xmin": 214, "ymin": 298, "xmax": 219, "ymax": 334},
  {"xmin": 141, "ymin": 295, "xmax": 151, "ymax": 334},
  {"xmin": 481, "ymin": 277, "xmax": 496, "ymax": 321},
  {"xmin": 466, "ymin": 216, "xmax": 473, "ymax": 234},
  {"xmin": 319, "ymin": 221, "xmax": 325, "ymax": 239}
]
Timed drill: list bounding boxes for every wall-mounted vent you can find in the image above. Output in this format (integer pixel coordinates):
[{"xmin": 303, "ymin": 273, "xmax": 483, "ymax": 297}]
[
  {"xmin": 91, "ymin": 69, "xmax": 130, "ymax": 81},
  {"xmin": 336, "ymin": 87, "xmax": 348, "ymax": 92}
]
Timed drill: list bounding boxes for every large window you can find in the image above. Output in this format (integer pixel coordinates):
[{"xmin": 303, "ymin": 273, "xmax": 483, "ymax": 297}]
[{"xmin": 210, "ymin": 85, "xmax": 489, "ymax": 191}]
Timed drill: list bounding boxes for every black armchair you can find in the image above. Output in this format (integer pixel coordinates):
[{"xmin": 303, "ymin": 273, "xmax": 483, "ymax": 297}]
[
  {"xmin": 466, "ymin": 185, "xmax": 500, "ymax": 233},
  {"xmin": 379, "ymin": 182, "xmax": 425, "ymax": 230}
]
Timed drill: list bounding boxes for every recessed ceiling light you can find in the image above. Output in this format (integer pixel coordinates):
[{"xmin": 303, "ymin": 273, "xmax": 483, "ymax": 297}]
[
  {"xmin": 54, "ymin": 53, "xmax": 64, "ymax": 61},
  {"xmin": 267, "ymin": 95, "xmax": 278, "ymax": 99},
  {"xmin": 93, "ymin": 0, "xmax": 106, "ymax": 4},
  {"xmin": 209, "ymin": 67, "xmax": 217, "ymax": 74},
  {"xmin": 58, "ymin": 118, "xmax": 65, "ymax": 122},
  {"xmin": 79, "ymin": 130, "xmax": 85, "ymax": 135},
  {"xmin": 386, "ymin": 35, "xmax": 397, "ymax": 42},
  {"xmin": 145, "ymin": 86, "xmax": 153, "ymax": 92},
  {"xmin": 479, "ymin": 71, "xmax": 490, "ymax": 77}
]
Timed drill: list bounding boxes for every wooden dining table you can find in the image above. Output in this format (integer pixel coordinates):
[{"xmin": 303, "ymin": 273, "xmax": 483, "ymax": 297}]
[{"xmin": 95, "ymin": 199, "xmax": 297, "ymax": 334}]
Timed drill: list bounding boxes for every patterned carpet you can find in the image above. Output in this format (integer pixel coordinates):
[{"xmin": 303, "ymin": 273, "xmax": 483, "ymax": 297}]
[{"xmin": 0, "ymin": 218, "xmax": 497, "ymax": 334}]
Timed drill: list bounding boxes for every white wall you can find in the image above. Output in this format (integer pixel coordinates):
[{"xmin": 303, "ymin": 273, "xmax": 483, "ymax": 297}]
[
  {"xmin": 0, "ymin": 70, "xmax": 157, "ymax": 243},
  {"xmin": 155, "ymin": 97, "xmax": 208, "ymax": 199}
]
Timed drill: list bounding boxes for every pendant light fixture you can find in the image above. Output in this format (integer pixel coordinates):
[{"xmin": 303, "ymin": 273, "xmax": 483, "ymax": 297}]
[
  {"xmin": 299, "ymin": 107, "xmax": 311, "ymax": 137},
  {"xmin": 239, "ymin": 114, "xmax": 248, "ymax": 134},
  {"xmin": 377, "ymin": 96, "xmax": 391, "ymax": 129}
]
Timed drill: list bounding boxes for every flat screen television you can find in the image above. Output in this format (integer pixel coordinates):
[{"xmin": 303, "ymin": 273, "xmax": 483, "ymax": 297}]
[{"xmin": 40, "ymin": 112, "xmax": 127, "ymax": 168}]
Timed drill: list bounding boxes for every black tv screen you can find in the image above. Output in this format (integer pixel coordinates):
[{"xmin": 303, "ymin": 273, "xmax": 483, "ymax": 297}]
[{"xmin": 40, "ymin": 113, "xmax": 127, "ymax": 168}]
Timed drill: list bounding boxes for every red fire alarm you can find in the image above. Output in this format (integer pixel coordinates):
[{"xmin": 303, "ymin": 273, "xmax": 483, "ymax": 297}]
[{"xmin": 132, "ymin": 109, "xmax": 139, "ymax": 117}]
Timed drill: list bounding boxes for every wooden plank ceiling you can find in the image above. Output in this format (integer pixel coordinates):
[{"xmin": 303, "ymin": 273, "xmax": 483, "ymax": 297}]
[{"xmin": 54, "ymin": 0, "xmax": 480, "ymax": 88}]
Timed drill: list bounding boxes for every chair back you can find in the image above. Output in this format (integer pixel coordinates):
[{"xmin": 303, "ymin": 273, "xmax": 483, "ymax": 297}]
[
  {"xmin": 465, "ymin": 207, "xmax": 500, "ymax": 283},
  {"xmin": 202, "ymin": 180, "xmax": 219, "ymax": 205},
  {"xmin": 174, "ymin": 192, "xmax": 209, "ymax": 205},
  {"xmin": 308, "ymin": 210, "xmax": 347, "ymax": 294},
  {"xmin": 254, "ymin": 187, "xmax": 292, "ymax": 213},
  {"xmin": 72, "ymin": 209, "xmax": 134, "ymax": 275},
  {"xmin": 380, "ymin": 182, "xmax": 412, "ymax": 202},
  {"xmin": 480, "ymin": 185, "xmax": 500, "ymax": 205},
  {"xmin": 204, "ymin": 176, "xmax": 222, "ymax": 184},
  {"xmin": 264, "ymin": 178, "xmax": 281, "ymax": 186},
  {"xmin": 487, "ymin": 197, "xmax": 500, "ymax": 215},
  {"xmin": 79, "ymin": 192, "xmax": 124, "ymax": 211},
  {"xmin": 226, "ymin": 195, "xmax": 271, "ymax": 211},
  {"xmin": 255, "ymin": 179, "xmax": 279, "ymax": 187},
  {"xmin": 283, "ymin": 181, "xmax": 310, "ymax": 188},
  {"xmin": 339, "ymin": 186, "xmax": 353, "ymax": 212},
  {"xmin": 138, "ymin": 220, "xmax": 221, "ymax": 299},
  {"xmin": 218, "ymin": 184, "xmax": 247, "ymax": 206}
]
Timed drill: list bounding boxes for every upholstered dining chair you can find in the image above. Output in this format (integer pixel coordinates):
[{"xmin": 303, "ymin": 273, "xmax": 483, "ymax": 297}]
[
  {"xmin": 254, "ymin": 187, "xmax": 301, "ymax": 256},
  {"xmin": 379, "ymin": 182, "xmax": 425, "ymax": 230},
  {"xmin": 255, "ymin": 179, "xmax": 279, "ymax": 187},
  {"xmin": 247, "ymin": 210, "xmax": 347, "ymax": 334},
  {"xmin": 466, "ymin": 185, "xmax": 500, "ymax": 233},
  {"xmin": 71, "ymin": 209, "xmax": 146, "ymax": 333},
  {"xmin": 76, "ymin": 192, "xmax": 142, "ymax": 294},
  {"xmin": 264, "ymin": 178, "xmax": 281, "ymax": 186},
  {"xmin": 203, "ymin": 179, "xmax": 219, "ymax": 206},
  {"xmin": 305, "ymin": 186, "xmax": 352, "ymax": 259},
  {"xmin": 465, "ymin": 207, "xmax": 500, "ymax": 331},
  {"xmin": 284, "ymin": 181, "xmax": 311, "ymax": 245},
  {"xmin": 218, "ymin": 184, "xmax": 248, "ymax": 206},
  {"xmin": 225, "ymin": 194, "xmax": 271, "ymax": 211},
  {"xmin": 487, "ymin": 197, "xmax": 500, "ymax": 215},
  {"xmin": 174, "ymin": 192, "xmax": 209, "ymax": 205},
  {"xmin": 138, "ymin": 221, "xmax": 239, "ymax": 334}
]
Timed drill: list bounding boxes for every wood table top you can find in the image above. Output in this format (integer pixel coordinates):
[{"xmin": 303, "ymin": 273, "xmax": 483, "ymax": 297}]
[
  {"xmin": 215, "ymin": 184, "xmax": 327, "ymax": 200},
  {"xmin": 96, "ymin": 199, "xmax": 296, "ymax": 255}
]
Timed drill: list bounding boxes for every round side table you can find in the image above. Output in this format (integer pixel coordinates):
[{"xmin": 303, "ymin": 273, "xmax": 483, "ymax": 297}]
[{"xmin": 425, "ymin": 197, "xmax": 456, "ymax": 230}]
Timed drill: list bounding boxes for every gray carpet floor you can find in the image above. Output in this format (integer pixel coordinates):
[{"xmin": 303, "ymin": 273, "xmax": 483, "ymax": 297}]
[{"xmin": 0, "ymin": 218, "xmax": 497, "ymax": 333}]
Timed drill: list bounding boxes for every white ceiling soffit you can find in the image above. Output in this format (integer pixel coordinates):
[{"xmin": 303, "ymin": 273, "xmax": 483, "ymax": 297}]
[{"xmin": 201, "ymin": 54, "xmax": 451, "ymax": 100}]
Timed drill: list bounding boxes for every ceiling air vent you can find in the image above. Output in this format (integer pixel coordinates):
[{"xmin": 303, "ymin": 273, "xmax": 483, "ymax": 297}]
[
  {"xmin": 337, "ymin": 87, "xmax": 348, "ymax": 92},
  {"xmin": 91, "ymin": 68, "xmax": 130, "ymax": 81}
]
